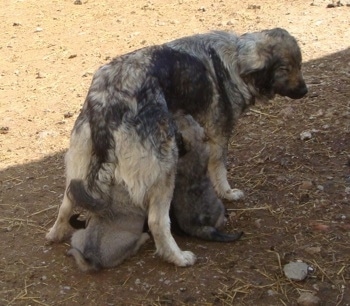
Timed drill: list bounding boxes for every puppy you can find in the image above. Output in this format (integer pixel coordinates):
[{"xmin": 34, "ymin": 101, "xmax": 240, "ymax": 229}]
[
  {"xmin": 46, "ymin": 28, "xmax": 307, "ymax": 267},
  {"xmin": 67, "ymin": 182, "xmax": 149, "ymax": 272},
  {"xmin": 171, "ymin": 114, "xmax": 243, "ymax": 242}
]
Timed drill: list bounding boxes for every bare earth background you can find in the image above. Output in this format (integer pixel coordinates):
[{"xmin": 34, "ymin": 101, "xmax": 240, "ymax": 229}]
[{"xmin": 0, "ymin": 0, "xmax": 350, "ymax": 305}]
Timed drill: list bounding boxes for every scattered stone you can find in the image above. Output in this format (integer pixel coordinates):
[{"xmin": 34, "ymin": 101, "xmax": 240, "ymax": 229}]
[
  {"xmin": 310, "ymin": 222, "xmax": 331, "ymax": 232},
  {"xmin": 0, "ymin": 126, "xmax": 9, "ymax": 134},
  {"xmin": 254, "ymin": 219, "xmax": 262, "ymax": 228},
  {"xmin": 267, "ymin": 289, "xmax": 278, "ymax": 296},
  {"xmin": 299, "ymin": 180, "xmax": 313, "ymax": 190},
  {"xmin": 279, "ymin": 106, "xmax": 294, "ymax": 118},
  {"xmin": 74, "ymin": 0, "xmax": 82, "ymax": 4},
  {"xmin": 248, "ymin": 4, "xmax": 261, "ymax": 9},
  {"xmin": 68, "ymin": 54, "xmax": 77, "ymax": 59},
  {"xmin": 300, "ymin": 131, "xmax": 312, "ymax": 141},
  {"xmin": 64, "ymin": 112, "xmax": 74, "ymax": 118},
  {"xmin": 36, "ymin": 71, "xmax": 46, "ymax": 79},
  {"xmin": 13, "ymin": 22, "xmax": 21, "ymax": 26},
  {"xmin": 283, "ymin": 261, "xmax": 309, "ymax": 281},
  {"xmin": 297, "ymin": 292, "xmax": 321, "ymax": 306},
  {"xmin": 316, "ymin": 185, "xmax": 324, "ymax": 191},
  {"xmin": 345, "ymin": 187, "xmax": 350, "ymax": 194},
  {"xmin": 304, "ymin": 246, "xmax": 321, "ymax": 255}
]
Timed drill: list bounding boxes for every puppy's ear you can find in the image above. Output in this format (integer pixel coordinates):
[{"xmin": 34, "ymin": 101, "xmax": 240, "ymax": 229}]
[{"xmin": 237, "ymin": 33, "xmax": 272, "ymax": 76}]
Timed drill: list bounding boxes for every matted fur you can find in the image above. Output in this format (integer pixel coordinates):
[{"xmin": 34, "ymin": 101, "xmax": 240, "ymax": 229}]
[
  {"xmin": 171, "ymin": 114, "xmax": 243, "ymax": 242},
  {"xmin": 46, "ymin": 28, "xmax": 307, "ymax": 267}
]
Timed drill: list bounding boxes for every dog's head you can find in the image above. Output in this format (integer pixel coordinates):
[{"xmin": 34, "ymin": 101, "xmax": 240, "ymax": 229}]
[{"xmin": 238, "ymin": 28, "xmax": 308, "ymax": 100}]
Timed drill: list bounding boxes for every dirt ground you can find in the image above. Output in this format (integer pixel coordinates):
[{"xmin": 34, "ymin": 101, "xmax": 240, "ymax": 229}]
[{"xmin": 1, "ymin": 0, "xmax": 349, "ymax": 305}]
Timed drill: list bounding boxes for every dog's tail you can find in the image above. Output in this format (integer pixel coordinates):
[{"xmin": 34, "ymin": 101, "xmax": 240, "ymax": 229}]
[
  {"xmin": 194, "ymin": 227, "xmax": 243, "ymax": 242},
  {"xmin": 67, "ymin": 248, "xmax": 101, "ymax": 272},
  {"xmin": 67, "ymin": 179, "xmax": 112, "ymax": 217}
]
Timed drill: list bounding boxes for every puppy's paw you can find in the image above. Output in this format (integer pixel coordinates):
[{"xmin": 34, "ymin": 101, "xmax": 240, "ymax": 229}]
[
  {"xmin": 174, "ymin": 250, "xmax": 196, "ymax": 267},
  {"xmin": 224, "ymin": 188, "xmax": 244, "ymax": 201}
]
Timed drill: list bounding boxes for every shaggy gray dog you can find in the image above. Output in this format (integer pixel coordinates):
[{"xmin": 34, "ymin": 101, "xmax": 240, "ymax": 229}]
[{"xmin": 46, "ymin": 28, "xmax": 307, "ymax": 267}]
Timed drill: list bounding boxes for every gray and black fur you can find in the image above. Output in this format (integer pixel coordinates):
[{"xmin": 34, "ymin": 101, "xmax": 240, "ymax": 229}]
[
  {"xmin": 171, "ymin": 114, "xmax": 243, "ymax": 242},
  {"xmin": 46, "ymin": 28, "xmax": 307, "ymax": 267}
]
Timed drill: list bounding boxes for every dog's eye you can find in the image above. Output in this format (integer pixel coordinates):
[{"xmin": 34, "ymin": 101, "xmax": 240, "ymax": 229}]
[{"xmin": 278, "ymin": 66, "xmax": 290, "ymax": 72}]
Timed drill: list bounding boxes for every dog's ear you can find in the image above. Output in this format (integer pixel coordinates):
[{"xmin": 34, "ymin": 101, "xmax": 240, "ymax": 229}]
[{"xmin": 237, "ymin": 32, "xmax": 274, "ymax": 76}]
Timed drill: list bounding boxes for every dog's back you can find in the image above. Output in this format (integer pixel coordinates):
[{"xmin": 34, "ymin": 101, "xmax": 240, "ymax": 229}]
[{"xmin": 171, "ymin": 114, "xmax": 243, "ymax": 242}]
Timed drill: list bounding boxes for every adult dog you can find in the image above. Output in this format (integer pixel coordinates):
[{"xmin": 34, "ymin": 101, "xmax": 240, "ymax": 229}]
[
  {"xmin": 46, "ymin": 28, "xmax": 307, "ymax": 267},
  {"xmin": 171, "ymin": 113, "xmax": 243, "ymax": 242}
]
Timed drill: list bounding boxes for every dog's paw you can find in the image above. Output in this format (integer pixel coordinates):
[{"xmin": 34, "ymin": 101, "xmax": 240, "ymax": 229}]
[
  {"xmin": 224, "ymin": 188, "xmax": 244, "ymax": 201},
  {"xmin": 45, "ymin": 224, "xmax": 73, "ymax": 242},
  {"xmin": 174, "ymin": 251, "xmax": 196, "ymax": 267}
]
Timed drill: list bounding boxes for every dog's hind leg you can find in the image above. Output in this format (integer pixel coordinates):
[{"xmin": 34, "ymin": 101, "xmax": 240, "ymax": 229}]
[
  {"xmin": 207, "ymin": 141, "xmax": 244, "ymax": 201},
  {"xmin": 46, "ymin": 122, "xmax": 93, "ymax": 242},
  {"xmin": 147, "ymin": 175, "xmax": 196, "ymax": 267},
  {"xmin": 46, "ymin": 192, "xmax": 75, "ymax": 242}
]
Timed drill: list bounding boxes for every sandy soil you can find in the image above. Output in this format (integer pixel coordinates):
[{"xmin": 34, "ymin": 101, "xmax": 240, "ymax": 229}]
[{"xmin": 0, "ymin": 0, "xmax": 349, "ymax": 305}]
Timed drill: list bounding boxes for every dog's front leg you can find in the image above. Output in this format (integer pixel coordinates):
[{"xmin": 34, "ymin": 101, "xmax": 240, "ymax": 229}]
[
  {"xmin": 207, "ymin": 141, "xmax": 244, "ymax": 201},
  {"xmin": 147, "ymin": 178, "xmax": 196, "ymax": 267},
  {"xmin": 46, "ymin": 191, "xmax": 75, "ymax": 242}
]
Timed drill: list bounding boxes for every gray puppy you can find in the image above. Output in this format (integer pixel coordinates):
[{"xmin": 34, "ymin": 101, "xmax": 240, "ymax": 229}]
[
  {"xmin": 171, "ymin": 114, "xmax": 243, "ymax": 242},
  {"xmin": 67, "ymin": 183, "xmax": 149, "ymax": 272}
]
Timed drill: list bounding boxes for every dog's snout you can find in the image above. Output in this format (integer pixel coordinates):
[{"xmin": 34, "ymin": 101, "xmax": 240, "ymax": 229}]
[{"xmin": 288, "ymin": 82, "xmax": 308, "ymax": 99}]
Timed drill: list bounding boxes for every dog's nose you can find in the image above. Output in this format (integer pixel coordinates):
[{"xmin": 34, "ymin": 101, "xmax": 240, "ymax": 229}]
[
  {"xmin": 289, "ymin": 83, "xmax": 308, "ymax": 99},
  {"xmin": 297, "ymin": 83, "xmax": 308, "ymax": 98}
]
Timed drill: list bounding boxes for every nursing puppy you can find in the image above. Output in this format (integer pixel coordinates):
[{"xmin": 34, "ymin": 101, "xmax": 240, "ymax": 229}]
[
  {"xmin": 46, "ymin": 28, "xmax": 307, "ymax": 267},
  {"xmin": 171, "ymin": 114, "xmax": 243, "ymax": 242},
  {"xmin": 67, "ymin": 183, "xmax": 149, "ymax": 272}
]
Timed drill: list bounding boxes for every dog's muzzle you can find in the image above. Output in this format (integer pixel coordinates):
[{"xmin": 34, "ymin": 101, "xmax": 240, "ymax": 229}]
[{"xmin": 286, "ymin": 82, "xmax": 308, "ymax": 99}]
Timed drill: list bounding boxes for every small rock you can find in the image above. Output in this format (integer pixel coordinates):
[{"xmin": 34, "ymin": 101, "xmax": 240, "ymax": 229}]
[
  {"xmin": 267, "ymin": 289, "xmax": 278, "ymax": 296},
  {"xmin": 316, "ymin": 185, "xmax": 324, "ymax": 191},
  {"xmin": 64, "ymin": 112, "xmax": 74, "ymax": 118},
  {"xmin": 300, "ymin": 131, "xmax": 312, "ymax": 141},
  {"xmin": 279, "ymin": 106, "xmax": 294, "ymax": 118},
  {"xmin": 283, "ymin": 262, "xmax": 309, "ymax": 281},
  {"xmin": 299, "ymin": 181, "xmax": 313, "ymax": 190},
  {"xmin": 304, "ymin": 246, "xmax": 321, "ymax": 255},
  {"xmin": 0, "ymin": 126, "xmax": 9, "ymax": 134},
  {"xmin": 248, "ymin": 4, "xmax": 261, "ymax": 9},
  {"xmin": 36, "ymin": 71, "xmax": 46, "ymax": 79},
  {"xmin": 297, "ymin": 292, "xmax": 321, "ymax": 306},
  {"xmin": 254, "ymin": 219, "xmax": 262, "ymax": 228},
  {"xmin": 310, "ymin": 222, "xmax": 330, "ymax": 232},
  {"xmin": 74, "ymin": 0, "xmax": 82, "ymax": 4},
  {"xmin": 345, "ymin": 187, "xmax": 350, "ymax": 194},
  {"xmin": 35, "ymin": 27, "xmax": 43, "ymax": 32}
]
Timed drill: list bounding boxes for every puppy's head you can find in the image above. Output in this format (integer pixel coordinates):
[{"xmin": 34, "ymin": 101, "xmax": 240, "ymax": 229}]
[{"xmin": 238, "ymin": 28, "xmax": 308, "ymax": 100}]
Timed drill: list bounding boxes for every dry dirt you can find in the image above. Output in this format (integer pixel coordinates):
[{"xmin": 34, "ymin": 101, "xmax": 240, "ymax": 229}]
[{"xmin": 1, "ymin": 0, "xmax": 350, "ymax": 305}]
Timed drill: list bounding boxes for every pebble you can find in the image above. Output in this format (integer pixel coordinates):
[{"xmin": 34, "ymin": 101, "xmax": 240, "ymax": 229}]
[
  {"xmin": 283, "ymin": 262, "xmax": 309, "ymax": 281},
  {"xmin": 304, "ymin": 246, "xmax": 321, "ymax": 255},
  {"xmin": 297, "ymin": 292, "xmax": 321, "ymax": 306},
  {"xmin": 299, "ymin": 180, "xmax": 313, "ymax": 190},
  {"xmin": 300, "ymin": 131, "xmax": 312, "ymax": 141}
]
